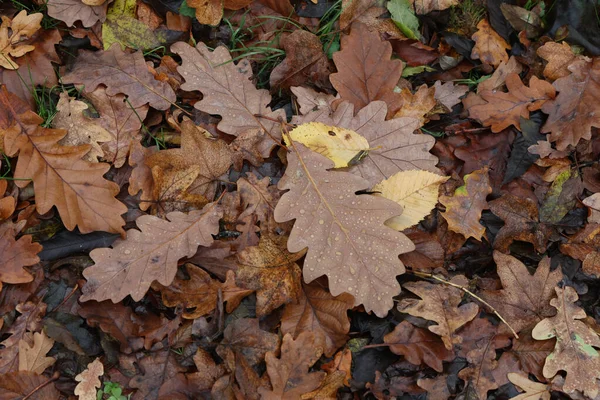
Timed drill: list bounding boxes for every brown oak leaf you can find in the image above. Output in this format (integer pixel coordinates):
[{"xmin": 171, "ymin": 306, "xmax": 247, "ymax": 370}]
[
  {"xmin": 217, "ymin": 318, "xmax": 280, "ymax": 366},
  {"xmin": 171, "ymin": 41, "xmax": 286, "ymax": 158},
  {"xmin": 61, "ymin": 44, "xmax": 176, "ymax": 110},
  {"xmin": 532, "ymin": 286, "xmax": 600, "ymax": 398},
  {"xmin": 0, "ymin": 302, "xmax": 46, "ymax": 374},
  {"xmin": 258, "ymin": 332, "xmax": 326, "ymax": 400},
  {"xmin": 237, "ymin": 173, "xmax": 280, "ymax": 231},
  {"xmin": 128, "ymin": 140, "xmax": 156, "ymax": 211},
  {"xmin": 294, "ymin": 100, "xmax": 439, "ymax": 187},
  {"xmin": 394, "ymin": 84, "xmax": 437, "ymax": 126},
  {"xmin": 488, "ymin": 193, "xmax": 554, "ymax": 253},
  {"xmin": 433, "ymin": 80, "xmax": 469, "ymax": 110},
  {"xmin": 398, "ymin": 275, "xmax": 479, "ymax": 349},
  {"xmin": 411, "ymin": 0, "xmax": 459, "ymax": 14},
  {"xmin": 330, "ymin": 23, "xmax": 403, "ymax": 116},
  {"xmin": 471, "ymin": 19, "xmax": 511, "ymax": 67},
  {"xmin": 384, "ymin": 320, "xmax": 454, "ymax": 372},
  {"xmin": 274, "ymin": 143, "xmax": 415, "ymax": 317},
  {"xmin": 18, "ymin": 331, "xmax": 55, "ymax": 374},
  {"xmin": 537, "ymin": 41, "xmax": 588, "ymax": 81},
  {"xmin": 477, "ymin": 56, "xmax": 523, "ymax": 92},
  {"xmin": 0, "ymin": 371, "xmax": 60, "ymax": 399},
  {"xmin": 440, "ymin": 167, "xmax": 492, "ymax": 240},
  {"xmin": 47, "ymin": 0, "xmax": 112, "ymax": 27},
  {"xmin": 507, "ymin": 330, "xmax": 554, "ymax": 381},
  {"xmin": 481, "ymin": 252, "xmax": 563, "ymax": 334},
  {"xmin": 1, "ymin": 91, "xmax": 127, "ymax": 234},
  {"xmin": 129, "ymin": 348, "xmax": 185, "ymax": 400},
  {"xmin": 281, "ymin": 281, "xmax": 354, "ymax": 357},
  {"xmin": 74, "ymin": 358, "xmax": 104, "ymax": 400},
  {"xmin": 0, "ymin": 222, "xmax": 39, "ymax": 288},
  {"xmin": 80, "ymin": 202, "xmax": 222, "ymax": 303},
  {"xmin": 188, "ymin": 0, "xmax": 223, "ymax": 25},
  {"xmin": 0, "ymin": 11, "xmax": 42, "ymax": 70}
]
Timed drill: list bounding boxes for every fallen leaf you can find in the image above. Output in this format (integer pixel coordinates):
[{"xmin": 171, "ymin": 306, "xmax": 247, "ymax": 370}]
[
  {"xmin": 398, "ymin": 275, "xmax": 479, "ymax": 349},
  {"xmin": 330, "ymin": 22, "xmax": 404, "ymax": 116},
  {"xmin": 270, "ymin": 30, "xmax": 331, "ymax": 91},
  {"xmin": 0, "ymin": 11, "xmax": 42, "ymax": 70},
  {"xmin": 291, "ymin": 86, "xmax": 335, "ymax": 116},
  {"xmin": 274, "ymin": 142, "xmax": 415, "ymax": 317},
  {"xmin": 216, "ymin": 318, "xmax": 280, "ymax": 366},
  {"xmin": 488, "ymin": 193, "xmax": 554, "ymax": 253},
  {"xmin": 281, "ymin": 281, "xmax": 354, "ymax": 357},
  {"xmin": 467, "ymin": 74, "xmax": 555, "ymax": 132},
  {"xmin": 433, "ymin": 80, "xmax": 469, "ymax": 110},
  {"xmin": 0, "ymin": 302, "xmax": 46, "ymax": 374},
  {"xmin": 188, "ymin": 0, "xmax": 223, "ymax": 25},
  {"xmin": 53, "ymin": 92, "xmax": 113, "ymax": 162},
  {"xmin": 18, "ymin": 332, "xmax": 55, "ymax": 374},
  {"xmin": 301, "ymin": 371, "xmax": 346, "ymax": 400},
  {"xmin": 471, "ymin": 19, "xmax": 511, "ymax": 67},
  {"xmin": 235, "ymin": 234, "xmax": 303, "ymax": 317},
  {"xmin": 80, "ymin": 201, "xmax": 222, "ymax": 303},
  {"xmin": 478, "ymin": 56, "xmax": 524, "ymax": 92},
  {"xmin": 439, "ymin": 167, "xmax": 492, "ymax": 240},
  {"xmin": 532, "ymin": 286, "xmax": 600, "ymax": 398},
  {"xmin": 384, "ymin": 320, "xmax": 454, "ymax": 372},
  {"xmin": 129, "ymin": 348, "xmax": 185, "ymax": 400},
  {"xmin": 102, "ymin": 0, "xmax": 166, "ymax": 50},
  {"xmin": 508, "ymin": 330, "xmax": 554, "ymax": 381},
  {"xmin": 539, "ymin": 169, "xmax": 583, "ymax": 224},
  {"xmin": 74, "ymin": 358, "xmax": 104, "ymax": 400},
  {"xmin": 61, "ymin": 44, "xmax": 176, "ymax": 110},
  {"xmin": 172, "ymin": 41, "xmax": 286, "ymax": 158},
  {"xmin": 507, "ymin": 372, "xmax": 551, "ymax": 400},
  {"xmin": 294, "ymin": 100, "xmax": 439, "ymax": 187},
  {"xmin": 340, "ymin": 0, "xmax": 404, "ymax": 39},
  {"xmin": 1, "ymin": 94, "xmax": 127, "ymax": 234},
  {"xmin": 0, "ymin": 222, "xmax": 39, "ymax": 287},
  {"xmin": 128, "ymin": 140, "xmax": 156, "ymax": 211},
  {"xmin": 537, "ymin": 41, "xmax": 588, "ymax": 81},
  {"xmin": 387, "ymin": 0, "xmax": 420, "ymax": 40},
  {"xmin": 47, "ymin": 0, "xmax": 112, "ymax": 27},
  {"xmin": 481, "ymin": 252, "xmax": 563, "ymax": 334},
  {"xmin": 399, "ymin": 228, "xmax": 445, "ymax": 271},
  {"xmin": 411, "ymin": 0, "xmax": 459, "ymax": 14},
  {"xmin": 0, "ymin": 371, "xmax": 60, "ymax": 399},
  {"xmin": 394, "ymin": 84, "xmax": 437, "ymax": 126},
  {"xmin": 286, "ymin": 122, "xmax": 370, "ymax": 168},
  {"xmin": 237, "ymin": 173, "xmax": 280, "ymax": 230},
  {"xmin": 258, "ymin": 332, "xmax": 326, "ymax": 399},
  {"xmin": 373, "ymin": 170, "xmax": 448, "ymax": 231},
  {"xmin": 500, "ymin": 4, "xmax": 542, "ymax": 38},
  {"xmin": 541, "ymin": 58, "xmax": 600, "ymax": 150}
]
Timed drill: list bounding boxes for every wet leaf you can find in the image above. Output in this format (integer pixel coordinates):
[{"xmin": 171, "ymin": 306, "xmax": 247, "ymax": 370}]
[{"xmin": 471, "ymin": 19, "xmax": 511, "ymax": 67}]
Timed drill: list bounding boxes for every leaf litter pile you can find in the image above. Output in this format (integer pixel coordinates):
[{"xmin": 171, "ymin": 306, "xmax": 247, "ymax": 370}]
[{"xmin": 3, "ymin": 0, "xmax": 600, "ymax": 398}]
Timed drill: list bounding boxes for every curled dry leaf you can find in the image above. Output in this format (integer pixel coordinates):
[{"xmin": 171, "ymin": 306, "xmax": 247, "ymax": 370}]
[
  {"xmin": 47, "ymin": 0, "xmax": 112, "ymax": 27},
  {"xmin": 471, "ymin": 19, "xmax": 511, "ymax": 67},
  {"xmin": 330, "ymin": 22, "xmax": 404, "ymax": 116},
  {"xmin": 0, "ymin": 11, "xmax": 43, "ymax": 70},
  {"xmin": 80, "ymin": 202, "xmax": 222, "ymax": 303},
  {"xmin": 294, "ymin": 100, "xmax": 439, "ymax": 187},
  {"xmin": 274, "ymin": 143, "xmax": 414, "ymax": 317},
  {"xmin": 53, "ymin": 92, "xmax": 112, "ymax": 162},
  {"xmin": 532, "ymin": 286, "xmax": 600, "ymax": 398},
  {"xmin": 286, "ymin": 122, "xmax": 370, "ymax": 168},
  {"xmin": 74, "ymin": 358, "xmax": 104, "ymax": 400},
  {"xmin": 1, "ymin": 90, "xmax": 127, "ymax": 234},
  {"xmin": 18, "ymin": 331, "xmax": 55, "ymax": 374},
  {"xmin": 258, "ymin": 332, "xmax": 326, "ymax": 400},
  {"xmin": 373, "ymin": 170, "xmax": 448, "ymax": 231},
  {"xmin": 61, "ymin": 44, "xmax": 176, "ymax": 110},
  {"xmin": 439, "ymin": 167, "xmax": 492, "ymax": 241},
  {"xmin": 171, "ymin": 41, "xmax": 286, "ymax": 158},
  {"xmin": 398, "ymin": 275, "xmax": 479, "ymax": 350},
  {"xmin": 281, "ymin": 281, "xmax": 354, "ymax": 357}
]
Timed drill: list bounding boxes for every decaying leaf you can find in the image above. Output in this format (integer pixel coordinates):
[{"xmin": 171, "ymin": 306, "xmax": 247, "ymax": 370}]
[
  {"xmin": 188, "ymin": 0, "xmax": 223, "ymax": 26},
  {"xmin": 18, "ymin": 331, "xmax": 55, "ymax": 374},
  {"xmin": 0, "ymin": 371, "xmax": 60, "ymax": 398},
  {"xmin": 0, "ymin": 11, "xmax": 43, "ymax": 70},
  {"xmin": 411, "ymin": 0, "xmax": 459, "ymax": 14},
  {"xmin": 274, "ymin": 142, "xmax": 414, "ymax": 317},
  {"xmin": 47, "ymin": 0, "xmax": 112, "ymax": 27},
  {"xmin": 0, "ymin": 302, "xmax": 46, "ymax": 374},
  {"xmin": 394, "ymin": 84, "xmax": 437, "ymax": 125},
  {"xmin": 433, "ymin": 80, "xmax": 469, "ymax": 110},
  {"xmin": 508, "ymin": 373, "xmax": 551, "ymax": 400},
  {"xmin": 471, "ymin": 19, "xmax": 511, "ymax": 67},
  {"xmin": 74, "ymin": 358, "xmax": 104, "ymax": 400},
  {"xmin": 537, "ymin": 41, "xmax": 588, "ymax": 81},
  {"xmin": 439, "ymin": 168, "xmax": 492, "ymax": 240},
  {"xmin": 80, "ymin": 202, "xmax": 222, "ymax": 303},
  {"xmin": 286, "ymin": 122, "xmax": 370, "ymax": 168},
  {"xmin": 53, "ymin": 92, "xmax": 113, "ymax": 162},
  {"xmin": 258, "ymin": 332, "xmax": 326, "ymax": 399},
  {"xmin": 217, "ymin": 318, "xmax": 280, "ymax": 366},
  {"xmin": 373, "ymin": 170, "xmax": 448, "ymax": 231},
  {"xmin": 532, "ymin": 286, "xmax": 600, "ymax": 398},
  {"xmin": 0, "ymin": 222, "xmax": 39, "ymax": 288},
  {"xmin": 102, "ymin": 0, "xmax": 166, "ymax": 50},
  {"xmin": 398, "ymin": 275, "xmax": 479, "ymax": 349}
]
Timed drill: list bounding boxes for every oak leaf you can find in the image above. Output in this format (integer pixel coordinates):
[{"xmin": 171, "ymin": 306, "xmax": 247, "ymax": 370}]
[
  {"xmin": 171, "ymin": 41, "xmax": 286, "ymax": 158},
  {"xmin": 188, "ymin": 0, "xmax": 223, "ymax": 26},
  {"xmin": 129, "ymin": 348, "xmax": 185, "ymax": 400},
  {"xmin": 508, "ymin": 330, "xmax": 554, "ymax": 381},
  {"xmin": 478, "ymin": 56, "xmax": 523, "ymax": 92},
  {"xmin": 74, "ymin": 358, "xmax": 104, "ymax": 400},
  {"xmin": 541, "ymin": 58, "xmax": 600, "ymax": 150},
  {"xmin": 18, "ymin": 331, "xmax": 55, "ymax": 374},
  {"xmin": 80, "ymin": 202, "xmax": 222, "ymax": 303},
  {"xmin": 411, "ymin": 0, "xmax": 459, "ymax": 14},
  {"xmin": 330, "ymin": 22, "xmax": 404, "ymax": 116},
  {"xmin": 237, "ymin": 173, "xmax": 280, "ymax": 230},
  {"xmin": 61, "ymin": 44, "xmax": 176, "ymax": 110},
  {"xmin": 532, "ymin": 286, "xmax": 600, "ymax": 398},
  {"xmin": 286, "ymin": 122, "xmax": 370, "ymax": 168},
  {"xmin": 537, "ymin": 41, "xmax": 588, "ymax": 81},
  {"xmin": 102, "ymin": 0, "xmax": 166, "ymax": 50},
  {"xmin": 433, "ymin": 80, "xmax": 469, "ymax": 110},
  {"xmin": 47, "ymin": 0, "xmax": 112, "ymax": 27},
  {"xmin": 467, "ymin": 74, "xmax": 555, "ymax": 132},
  {"xmin": 417, "ymin": 375, "xmax": 451, "ymax": 400},
  {"xmin": 488, "ymin": 193, "xmax": 554, "ymax": 253},
  {"xmin": 258, "ymin": 332, "xmax": 326, "ymax": 400},
  {"xmin": 128, "ymin": 141, "xmax": 156, "ymax": 211},
  {"xmin": 0, "ymin": 371, "xmax": 60, "ymax": 399},
  {"xmin": 373, "ymin": 170, "xmax": 448, "ymax": 231},
  {"xmin": 393, "ymin": 84, "xmax": 437, "ymax": 126},
  {"xmin": 274, "ymin": 142, "xmax": 415, "ymax": 317},
  {"xmin": 508, "ymin": 373, "xmax": 551, "ymax": 400},
  {"xmin": 0, "ymin": 302, "xmax": 46, "ymax": 374},
  {"xmin": 0, "ymin": 222, "xmax": 39, "ymax": 288},
  {"xmin": 439, "ymin": 168, "xmax": 492, "ymax": 240},
  {"xmin": 235, "ymin": 235, "xmax": 303, "ymax": 317},
  {"xmin": 1, "ymin": 93, "xmax": 127, "ymax": 234},
  {"xmin": 281, "ymin": 281, "xmax": 354, "ymax": 357},
  {"xmin": 291, "ymin": 86, "xmax": 335, "ymax": 116},
  {"xmin": 383, "ymin": 320, "xmax": 454, "ymax": 372},
  {"xmin": 0, "ymin": 11, "xmax": 42, "ymax": 70},
  {"xmin": 398, "ymin": 275, "xmax": 479, "ymax": 349},
  {"xmin": 53, "ymin": 92, "xmax": 112, "ymax": 162},
  {"xmin": 471, "ymin": 19, "xmax": 511, "ymax": 67},
  {"xmin": 294, "ymin": 100, "xmax": 439, "ymax": 187},
  {"xmin": 481, "ymin": 252, "xmax": 563, "ymax": 334},
  {"xmin": 217, "ymin": 318, "xmax": 280, "ymax": 366}
]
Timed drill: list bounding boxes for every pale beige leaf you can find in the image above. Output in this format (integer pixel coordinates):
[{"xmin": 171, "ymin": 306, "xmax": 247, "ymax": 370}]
[
  {"xmin": 75, "ymin": 358, "xmax": 104, "ymax": 400},
  {"xmin": 507, "ymin": 373, "xmax": 550, "ymax": 400},
  {"xmin": 411, "ymin": 0, "xmax": 459, "ymax": 14},
  {"xmin": 18, "ymin": 332, "xmax": 55, "ymax": 374},
  {"xmin": 47, "ymin": 0, "xmax": 111, "ymax": 27},
  {"xmin": 0, "ymin": 11, "xmax": 43, "ymax": 70},
  {"xmin": 373, "ymin": 170, "xmax": 448, "ymax": 231}
]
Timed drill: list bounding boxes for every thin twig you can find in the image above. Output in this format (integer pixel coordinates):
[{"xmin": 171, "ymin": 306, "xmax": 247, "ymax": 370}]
[{"xmin": 408, "ymin": 270, "xmax": 520, "ymax": 339}]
